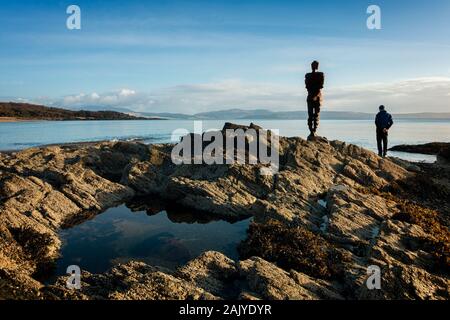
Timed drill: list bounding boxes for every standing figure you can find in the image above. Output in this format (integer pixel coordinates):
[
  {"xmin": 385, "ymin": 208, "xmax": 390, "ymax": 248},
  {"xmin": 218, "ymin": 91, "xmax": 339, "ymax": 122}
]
[
  {"xmin": 305, "ymin": 60, "xmax": 325, "ymax": 137},
  {"xmin": 375, "ymin": 105, "xmax": 394, "ymax": 157}
]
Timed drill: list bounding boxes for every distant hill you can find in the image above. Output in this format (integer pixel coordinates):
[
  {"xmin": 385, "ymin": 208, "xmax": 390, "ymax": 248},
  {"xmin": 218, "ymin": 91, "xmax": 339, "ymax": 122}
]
[
  {"xmin": 393, "ymin": 113, "xmax": 450, "ymax": 120},
  {"xmin": 0, "ymin": 102, "xmax": 154, "ymax": 121},
  {"xmin": 3, "ymin": 103, "xmax": 449, "ymax": 121},
  {"xmin": 192, "ymin": 109, "xmax": 375, "ymax": 120},
  {"xmin": 138, "ymin": 111, "xmax": 193, "ymax": 120},
  {"xmin": 66, "ymin": 105, "xmax": 137, "ymax": 114},
  {"xmin": 137, "ymin": 108, "xmax": 450, "ymax": 120},
  {"xmin": 137, "ymin": 109, "xmax": 372, "ymax": 120}
]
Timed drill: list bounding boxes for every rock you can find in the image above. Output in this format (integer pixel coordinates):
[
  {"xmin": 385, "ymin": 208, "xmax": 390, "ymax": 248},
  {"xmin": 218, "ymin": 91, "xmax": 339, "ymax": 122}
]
[
  {"xmin": 389, "ymin": 142, "xmax": 450, "ymax": 156},
  {"xmin": 389, "ymin": 142, "xmax": 450, "ymax": 165},
  {"xmin": 0, "ymin": 123, "xmax": 448, "ymax": 300},
  {"xmin": 388, "ymin": 157, "xmax": 422, "ymax": 172},
  {"xmin": 0, "ymin": 142, "xmax": 136, "ymax": 299},
  {"xmin": 176, "ymin": 251, "xmax": 239, "ymax": 298},
  {"xmin": 238, "ymin": 257, "xmax": 343, "ymax": 300},
  {"xmin": 43, "ymin": 261, "xmax": 218, "ymax": 300},
  {"xmin": 43, "ymin": 252, "xmax": 345, "ymax": 300},
  {"xmin": 438, "ymin": 146, "xmax": 450, "ymax": 163}
]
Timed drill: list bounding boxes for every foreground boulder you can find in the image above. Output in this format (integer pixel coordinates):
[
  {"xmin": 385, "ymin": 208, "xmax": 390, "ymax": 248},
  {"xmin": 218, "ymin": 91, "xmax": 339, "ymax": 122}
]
[{"xmin": 0, "ymin": 124, "xmax": 448, "ymax": 300}]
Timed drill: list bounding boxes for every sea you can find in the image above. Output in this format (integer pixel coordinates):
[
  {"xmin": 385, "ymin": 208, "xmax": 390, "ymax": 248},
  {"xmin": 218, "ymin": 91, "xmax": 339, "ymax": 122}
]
[{"xmin": 1, "ymin": 119, "xmax": 448, "ymax": 162}]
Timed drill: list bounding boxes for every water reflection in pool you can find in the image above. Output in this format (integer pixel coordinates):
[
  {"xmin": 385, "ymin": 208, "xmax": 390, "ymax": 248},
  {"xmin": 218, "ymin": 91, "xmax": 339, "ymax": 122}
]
[{"xmin": 56, "ymin": 202, "xmax": 251, "ymax": 275}]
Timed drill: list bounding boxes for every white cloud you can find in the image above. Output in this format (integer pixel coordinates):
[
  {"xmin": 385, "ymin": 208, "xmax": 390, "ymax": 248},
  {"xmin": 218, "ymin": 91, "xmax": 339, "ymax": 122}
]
[
  {"xmin": 52, "ymin": 89, "xmax": 139, "ymax": 109},
  {"xmin": 119, "ymin": 89, "xmax": 136, "ymax": 97},
  {"xmin": 326, "ymin": 77, "xmax": 450, "ymax": 113},
  {"xmin": 31, "ymin": 78, "xmax": 450, "ymax": 114}
]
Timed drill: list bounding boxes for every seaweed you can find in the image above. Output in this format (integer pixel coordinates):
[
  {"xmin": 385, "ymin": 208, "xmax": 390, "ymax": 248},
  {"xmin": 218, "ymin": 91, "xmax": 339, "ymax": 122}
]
[{"xmin": 238, "ymin": 220, "xmax": 347, "ymax": 280}]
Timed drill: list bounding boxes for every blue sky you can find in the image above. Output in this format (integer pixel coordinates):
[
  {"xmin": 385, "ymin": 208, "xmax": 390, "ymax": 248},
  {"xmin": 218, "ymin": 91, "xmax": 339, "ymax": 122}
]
[{"xmin": 1, "ymin": 0, "xmax": 449, "ymax": 113}]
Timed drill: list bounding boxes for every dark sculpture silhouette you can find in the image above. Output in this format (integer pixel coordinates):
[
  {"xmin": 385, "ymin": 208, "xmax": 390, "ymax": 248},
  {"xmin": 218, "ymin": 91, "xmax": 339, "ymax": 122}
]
[
  {"xmin": 375, "ymin": 105, "xmax": 394, "ymax": 157},
  {"xmin": 305, "ymin": 61, "xmax": 324, "ymax": 137}
]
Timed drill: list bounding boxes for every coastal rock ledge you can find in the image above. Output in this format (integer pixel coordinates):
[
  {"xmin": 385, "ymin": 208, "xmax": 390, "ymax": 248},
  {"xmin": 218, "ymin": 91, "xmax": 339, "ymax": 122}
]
[{"xmin": 0, "ymin": 123, "xmax": 448, "ymax": 300}]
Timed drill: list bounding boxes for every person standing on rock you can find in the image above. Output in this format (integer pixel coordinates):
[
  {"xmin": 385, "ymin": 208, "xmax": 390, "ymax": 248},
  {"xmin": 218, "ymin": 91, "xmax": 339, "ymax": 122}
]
[
  {"xmin": 375, "ymin": 105, "xmax": 394, "ymax": 157},
  {"xmin": 305, "ymin": 60, "xmax": 325, "ymax": 138}
]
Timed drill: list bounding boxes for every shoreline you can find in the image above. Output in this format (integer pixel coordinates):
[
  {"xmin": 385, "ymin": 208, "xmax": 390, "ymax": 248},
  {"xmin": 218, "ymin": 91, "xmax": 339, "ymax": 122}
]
[
  {"xmin": 0, "ymin": 117, "xmax": 166, "ymax": 122},
  {"xmin": 0, "ymin": 137, "xmax": 443, "ymax": 163},
  {"xmin": 2, "ymin": 117, "xmax": 450, "ymax": 123},
  {"xmin": 0, "ymin": 138, "xmax": 148, "ymax": 155},
  {"xmin": 0, "ymin": 117, "xmax": 42, "ymax": 123}
]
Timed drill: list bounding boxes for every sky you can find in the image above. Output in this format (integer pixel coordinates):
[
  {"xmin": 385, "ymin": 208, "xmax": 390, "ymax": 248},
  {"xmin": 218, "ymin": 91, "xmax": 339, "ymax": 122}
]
[{"xmin": 0, "ymin": 0, "xmax": 449, "ymax": 114}]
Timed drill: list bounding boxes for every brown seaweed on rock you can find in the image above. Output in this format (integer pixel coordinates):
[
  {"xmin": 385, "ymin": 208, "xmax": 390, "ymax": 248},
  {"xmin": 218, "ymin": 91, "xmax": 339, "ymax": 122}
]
[{"xmin": 238, "ymin": 220, "xmax": 348, "ymax": 280}]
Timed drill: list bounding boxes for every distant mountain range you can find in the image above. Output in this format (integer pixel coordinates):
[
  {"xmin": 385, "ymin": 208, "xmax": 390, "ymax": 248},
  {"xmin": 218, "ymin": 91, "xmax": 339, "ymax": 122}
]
[
  {"xmin": 68, "ymin": 105, "xmax": 137, "ymax": 114},
  {"xmin": 3, "ymin": 102, "xmax": 450, "ymax": 121},
  {"xmin": 134, "ymin": 108, "xmax": 450, "ymax": 120}
]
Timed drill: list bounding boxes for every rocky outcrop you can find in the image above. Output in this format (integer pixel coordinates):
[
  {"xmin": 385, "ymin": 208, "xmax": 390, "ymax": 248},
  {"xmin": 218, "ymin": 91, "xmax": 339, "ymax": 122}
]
[
  {"xmin": 0, "ymin": 142, "xmax": 142, "ymax": 298},
  {"xmin": 389, "ymin": 142, "xmax": 449, "ymax": 155},
  {"xmin": 390, "ymin": 142, "xmax": 450, "ymax": 164},
  {"xmin": 42, "ymin": 251, "xmax": 343, "ymax": 300},
  {"xmin": 0, "ymin": 124, "xmax": 448, "ymax": 300}
]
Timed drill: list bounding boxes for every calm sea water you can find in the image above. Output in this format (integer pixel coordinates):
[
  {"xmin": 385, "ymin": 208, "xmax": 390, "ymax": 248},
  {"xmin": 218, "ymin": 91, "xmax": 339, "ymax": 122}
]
[
  {"xmin": 1, "ymin": 119, "xmax": 449, "ymax": 162},
  {"xmin": 56, "ymin": 204, "xmax": 251, "ymax": 275}
]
